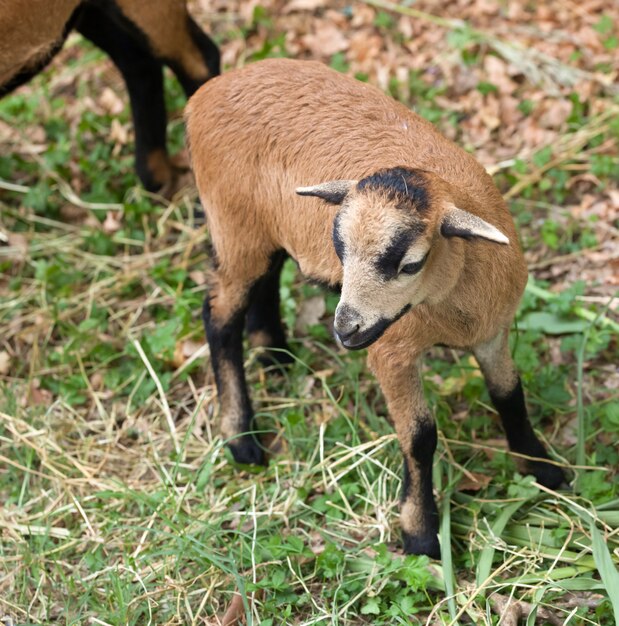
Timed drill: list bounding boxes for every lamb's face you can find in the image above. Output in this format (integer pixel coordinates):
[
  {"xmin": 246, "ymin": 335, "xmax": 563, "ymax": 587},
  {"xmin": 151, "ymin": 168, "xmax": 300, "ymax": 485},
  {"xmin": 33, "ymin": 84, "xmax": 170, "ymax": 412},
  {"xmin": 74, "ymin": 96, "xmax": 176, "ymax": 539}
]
[
  {"xmin": 295, "ymin": 166, "xmax": 510, "ymax": 351},
  {"xmin": 332, "ymin": 182, "xmax": 432, "ymax": 350}
]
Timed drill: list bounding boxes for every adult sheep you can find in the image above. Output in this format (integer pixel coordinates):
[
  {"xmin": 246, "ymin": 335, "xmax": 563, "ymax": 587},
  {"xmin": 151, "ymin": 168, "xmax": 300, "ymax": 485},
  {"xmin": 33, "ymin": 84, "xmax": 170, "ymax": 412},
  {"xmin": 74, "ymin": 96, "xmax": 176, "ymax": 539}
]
[
  {"xmin": 0, "ymin": 0, "xmax": 220, "ymax": 195},
  {"xmin": 185, "ymin": 59, "xmax": 565, "ymax": 558}
]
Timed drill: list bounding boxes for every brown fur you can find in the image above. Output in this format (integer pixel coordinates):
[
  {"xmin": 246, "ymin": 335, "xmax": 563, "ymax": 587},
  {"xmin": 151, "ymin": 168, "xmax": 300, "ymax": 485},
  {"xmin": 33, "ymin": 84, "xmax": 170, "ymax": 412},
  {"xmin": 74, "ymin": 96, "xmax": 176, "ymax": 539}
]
[
  {"xmin": 186, "ymin": 59, "xmax": 556, "ymax": 555},
  {"xmin": 115, "ymin": 0, "xmax": 213, "ymax": 83},
  {"xmin": 0, "ymin": 0, "xmax": 77, "ymax": 86},
  {"xmin": 0, "ymin": 0, "xmax": 212, "ymax": 88}
]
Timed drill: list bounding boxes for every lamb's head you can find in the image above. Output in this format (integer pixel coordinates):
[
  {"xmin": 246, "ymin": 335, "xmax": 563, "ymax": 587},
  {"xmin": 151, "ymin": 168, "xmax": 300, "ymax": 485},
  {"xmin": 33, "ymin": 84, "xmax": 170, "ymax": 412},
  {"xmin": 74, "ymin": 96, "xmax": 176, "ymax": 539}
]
[{"xmin": 296, "ymin": 167, "xmax": 509, "ymax": 350}]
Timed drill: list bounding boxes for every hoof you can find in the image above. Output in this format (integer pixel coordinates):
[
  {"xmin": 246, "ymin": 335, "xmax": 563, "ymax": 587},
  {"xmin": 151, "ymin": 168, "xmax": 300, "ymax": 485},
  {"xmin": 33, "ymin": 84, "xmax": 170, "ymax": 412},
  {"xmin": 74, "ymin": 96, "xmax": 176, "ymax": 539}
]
[
  {"xmin": 528, "ymin": 458, "xmax": 566, "ymax": 490},
  {"xmin": 228, "ymin": 435, "xmax": 267, "ymax": 466},
  {"xmin": 402, "ymin": 531, "xmax": 441, "ymax": 559}
]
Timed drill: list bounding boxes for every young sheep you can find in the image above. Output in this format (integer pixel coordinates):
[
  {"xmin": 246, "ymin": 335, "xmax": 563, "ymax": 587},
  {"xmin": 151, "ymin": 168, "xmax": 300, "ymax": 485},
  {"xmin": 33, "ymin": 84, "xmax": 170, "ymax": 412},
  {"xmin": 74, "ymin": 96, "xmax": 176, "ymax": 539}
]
[
  {"xmin": 185, "ymin": 59, "xmax": 566, "ymax": 558},
  {"xmin": 0, "ymin": 0, "xmax": 220, "ymax": 194}
]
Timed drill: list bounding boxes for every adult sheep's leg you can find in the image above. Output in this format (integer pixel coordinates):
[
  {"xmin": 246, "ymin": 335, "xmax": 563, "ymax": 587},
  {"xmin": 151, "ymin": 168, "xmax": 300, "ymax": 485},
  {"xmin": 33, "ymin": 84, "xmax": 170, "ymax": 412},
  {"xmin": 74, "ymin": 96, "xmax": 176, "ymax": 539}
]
[
  {"xmin": 246, "ymin": 250, "xmax": 294, "ymax": 368},
  {"xmin": 203, "ymin": 260, "xmax": 271, "ymax": 466},
  {"xmin": 114, "ymin": 0, "xmax": 220, "ymax": 96},
  {"xmin": 368, "ymin": 344, "xmax": 440, "ymax": 558},
  {"xmin": 76, "ymin": 4, "xmax": 171, "ymax": 193},
  {"xmin": 474, "ymin": 329, "xmax": 566, "ymax": 488}
]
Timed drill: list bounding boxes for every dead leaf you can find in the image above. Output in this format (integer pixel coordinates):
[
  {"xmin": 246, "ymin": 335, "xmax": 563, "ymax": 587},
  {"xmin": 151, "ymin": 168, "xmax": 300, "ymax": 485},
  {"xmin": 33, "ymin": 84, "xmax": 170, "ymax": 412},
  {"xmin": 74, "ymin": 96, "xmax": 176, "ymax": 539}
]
[
  {"xmin": 189, "ymin": 270, "xmax": 207, "ymax": 285},
  {"xmin": 301, "ymin": 22, "xmax": 349, "ymax": 57},
  {"xmin": 295, "ymin": 295, "xmax": 326, "ymax": 332},
  {"xmin": 6, "ymin": 233, "xmax": 28, "ymax": 262},
  {"xmin": 90, "ymin": 372, "xmax": 103, "ymax": 390},
  {"xmin": 27, "ymin": 380, "xmax": 53, "ymax": 406},
  {"xmin": 103, "ymin": 211, "xmax": 122, "ymax": 234},
  {"xmin": 99, "ymin": 87, "xmax": 124, "ymax": 115},
  {"xmin": 221, "ymin": 592, "xmax": 245, "ymax": 625},
  {"xmin": 172, "ymin": 340, "xmax": 205, "ymax": 368},
  {"xmin": 457, "ymin": 472, "xmax": 492, "ymax": 492},
  {"xmin": 607, "ymin": 190, "xmax": 619, "ymax": 208},
  {"xmin": 351, "ymin": 4, "xmax": 375, "ymax": 28},
  {"xmin": 221, "ymin": 588, "xmax": 264, "ymax": 626},
  {"xmin": 109, "ymin": 119, "xmax": 128, "ymax": 146},
  {"xmin": 0, "ymin": 351, "xmax": 10, "ymax": 375},
  {"xmin": 484, "ymin": 55, "xmax": 516, "ymax": 94},
  {"xmin": 60, "ymin": 204, "xmax": 90, "ymax": 223},
  {"xmin": 348, "ymin": 32, "xmax": 382, "ymax": 64},
  {"xmin": 221, "ymin": 38, "xmax": 245, "ymax": 67},
  {"xmin": 282, "ymin": 0, "xmax": 325, "ymax": 13},
  {"xmin": 309, "ymin": 530, "xmax": 326, "ymax": 555},
  {"xmin": 539, "ymin": 99, "xmax": 572, "ymax": 129}
]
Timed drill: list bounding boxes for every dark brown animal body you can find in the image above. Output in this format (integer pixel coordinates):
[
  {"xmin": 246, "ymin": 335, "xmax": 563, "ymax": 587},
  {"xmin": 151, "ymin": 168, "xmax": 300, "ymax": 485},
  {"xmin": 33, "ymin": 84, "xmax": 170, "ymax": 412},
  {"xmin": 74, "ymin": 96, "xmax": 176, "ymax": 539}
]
[
  {"xmin": 0, "ymin": 0, "xmax": 219, "ymax": 194},
  {"xmin": 186, "ymin": 59, "xmax": 565, "ymax": 558}
]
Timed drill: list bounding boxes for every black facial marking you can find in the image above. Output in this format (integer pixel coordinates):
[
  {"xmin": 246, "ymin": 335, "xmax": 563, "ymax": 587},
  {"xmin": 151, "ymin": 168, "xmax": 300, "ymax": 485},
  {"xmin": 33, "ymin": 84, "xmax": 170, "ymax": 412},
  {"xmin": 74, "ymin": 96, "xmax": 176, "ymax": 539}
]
[
  {"xmin": 374, "ymin": 230, "xmax": 415, "ymax": 279},
  {"xmin": 339, "ymin": 303, "xmax": 411, "ymax": 350},
  {"xmin": 374, "ymin": 228, "xmax": 429, "ymax": 281},
  {"xmin": 357, "ymin": 167, "xmax": 430, "ymax": 213},
  {"xmin": 332, "ymin": 214, "xmax": 345, "ymax": 262},
  {"xmin": 489, "ymin": 378, "xmax": 565, "ymax": 489}
]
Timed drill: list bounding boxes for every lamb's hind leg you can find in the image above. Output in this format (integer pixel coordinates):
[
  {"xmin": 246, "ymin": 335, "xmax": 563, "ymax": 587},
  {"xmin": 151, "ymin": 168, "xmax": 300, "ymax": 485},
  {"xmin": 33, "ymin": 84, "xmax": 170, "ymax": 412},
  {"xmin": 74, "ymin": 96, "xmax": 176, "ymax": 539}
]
[
  {"xmin": 474, "ymin": 329, "xmax": 566, "ymax": 488},
  {"xmin": 246, "ymin": 250, "xmax": 294, "ymax": 368},
  {"xmin": 203, "ymin": 265, "xmax": 268, "ymax": 466}
]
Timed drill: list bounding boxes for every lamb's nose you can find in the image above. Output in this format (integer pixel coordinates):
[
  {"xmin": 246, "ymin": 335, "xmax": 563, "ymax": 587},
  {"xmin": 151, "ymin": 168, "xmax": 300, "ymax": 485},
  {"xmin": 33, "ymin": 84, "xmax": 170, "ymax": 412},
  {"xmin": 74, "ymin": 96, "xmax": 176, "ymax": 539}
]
[
  {"xmin": 334, "ymin": 304, "xmax": 362, "ymax": 341},
  {"xmin": 336, "ymin": 322, "xmax": 360, "ymax": 341}
]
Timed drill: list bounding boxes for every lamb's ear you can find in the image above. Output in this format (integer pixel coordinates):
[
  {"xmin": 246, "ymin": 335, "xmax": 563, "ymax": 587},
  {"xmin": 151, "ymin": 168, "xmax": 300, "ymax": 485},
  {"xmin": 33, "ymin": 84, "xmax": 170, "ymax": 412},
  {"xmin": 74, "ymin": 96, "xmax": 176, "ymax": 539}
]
[
  {"xmin": 295, "ymin": 180, "xmax": 357, "ymax": 205},
  {"xmin": 440, "ymin": 203, "xmax": 509, "ymax": 245}
]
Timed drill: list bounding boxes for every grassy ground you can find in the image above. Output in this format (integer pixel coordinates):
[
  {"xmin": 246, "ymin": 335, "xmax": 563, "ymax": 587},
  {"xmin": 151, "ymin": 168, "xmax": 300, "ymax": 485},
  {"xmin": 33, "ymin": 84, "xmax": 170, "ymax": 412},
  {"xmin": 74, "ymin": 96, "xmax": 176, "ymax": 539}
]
[{"xmin": 1, "ymin": 2, "xmax": 618, "ymax": 624}]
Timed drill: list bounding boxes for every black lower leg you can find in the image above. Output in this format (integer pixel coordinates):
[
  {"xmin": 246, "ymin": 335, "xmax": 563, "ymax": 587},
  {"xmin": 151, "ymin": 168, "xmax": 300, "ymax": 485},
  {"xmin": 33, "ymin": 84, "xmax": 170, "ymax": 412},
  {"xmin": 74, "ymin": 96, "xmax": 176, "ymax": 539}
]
[
  {"xmin": 77, "ymin": 4, "xmax": 169, "ymax": 192},
  {"xmin": 401, "ymin": 419, "xmax": 440, "ymax": 558},
  {"xmin": 490, "ymin": 378, "xmax": 565, "ymax": 488},
  {"xmin": 202, "ymin": 298, "xmax": 265, "ymax": 465},
  {"xmin": 246, "ymin": 251, "xmax": 293, "ymax": 368}
]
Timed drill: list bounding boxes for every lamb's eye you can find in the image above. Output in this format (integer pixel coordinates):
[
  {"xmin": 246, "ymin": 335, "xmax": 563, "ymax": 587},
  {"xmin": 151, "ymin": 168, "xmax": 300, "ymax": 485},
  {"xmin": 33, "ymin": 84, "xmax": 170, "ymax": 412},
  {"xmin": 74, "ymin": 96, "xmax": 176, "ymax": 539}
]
[
  {"xmin": 399, "ymin": 251, "xmax": 429, "ymax": 276},
  {"xmin": 400, "ymin": 261, "xmax": 423, "ymax": 275}
]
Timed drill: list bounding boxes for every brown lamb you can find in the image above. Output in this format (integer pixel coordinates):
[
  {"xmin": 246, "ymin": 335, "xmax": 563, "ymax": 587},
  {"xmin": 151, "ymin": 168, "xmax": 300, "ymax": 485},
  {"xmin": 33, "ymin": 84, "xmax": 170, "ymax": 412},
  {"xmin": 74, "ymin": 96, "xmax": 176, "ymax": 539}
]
[{"xmin": 186, "ymin": 58, "xmax": 565, "ymax": 558}]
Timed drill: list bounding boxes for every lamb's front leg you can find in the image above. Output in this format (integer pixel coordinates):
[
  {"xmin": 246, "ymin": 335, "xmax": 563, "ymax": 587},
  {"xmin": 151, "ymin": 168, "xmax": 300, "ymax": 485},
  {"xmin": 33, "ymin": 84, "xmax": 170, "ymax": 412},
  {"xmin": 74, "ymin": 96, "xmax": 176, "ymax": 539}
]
[
  {"xmin": 368, "ymin": 345, "xmax": 440, "ymax": 559},
  {"xmin": 474, "ymin": 329, "xmax": 566, "ymax": 488}
]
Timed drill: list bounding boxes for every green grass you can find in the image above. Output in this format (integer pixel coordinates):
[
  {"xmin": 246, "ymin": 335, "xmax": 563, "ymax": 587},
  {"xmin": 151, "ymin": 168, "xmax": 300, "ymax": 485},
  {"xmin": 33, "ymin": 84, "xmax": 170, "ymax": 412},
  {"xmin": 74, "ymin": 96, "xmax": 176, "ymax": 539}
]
[{"xmin": 1, "ymin": 10, "xmax": 619, "ymax": 626}]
